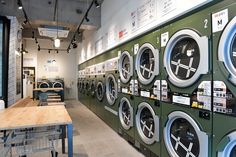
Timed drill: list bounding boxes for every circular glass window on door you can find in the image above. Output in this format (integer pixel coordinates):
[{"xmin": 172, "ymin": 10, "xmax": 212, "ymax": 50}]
[
  {"xmin": 119, "ymin": 97, "xmax": 133, "ymax": 130},
  {"xmin": 39, "ymin": 82, "xmax": 50, "ymax": 88},
  {"xmin": 217, "ymin": 131, "xmax": 236, "ymax": 157},
  {"xmin": 119, "ymin": 51, "xmax": 133, "ymax": 83},
  {"xmin": 170, "ymin": 38, "xmax": 200, "ymax": 80},
  {"xmin": 96, "ymin": 81, "xmax": 104, "ymax": 101},
  {"xmin": 90, "ymin": 80, "xmax": 96, "ymax": 96},
  {"xmin": 164, "ymin": 29, "xmax": 209, "ymax": 87},
  {"xmin": 135, "ymin": 43, "xmax": 159, "ymax": 85},
  {"xmin": 85, "ymin": 82, "xmax": 90, "ymax": 95},
  {"xmin": 53, "ymin": 82, "xmax": 63, "ymax": 88},
  {"xmin": 136, "ymin": 102, "xmax": 159, "ymax": 144},
  {"xmin": 81, "ymin": 82, "xmax": 85, "ymax": 94},
  {"xmin": 106, "ymin": 74, "xmax": 117, "ymax": 105},
  {"xmin": 218, "ymin": 16, "xmax": 236, "ymax": 85},
  {"xmin": 164, "ymin": 111, "xmax": 208, "ymax": 157}
]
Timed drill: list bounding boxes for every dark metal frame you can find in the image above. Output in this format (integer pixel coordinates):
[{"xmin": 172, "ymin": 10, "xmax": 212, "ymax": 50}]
[{"xmin": 0, "ymin": 16, "xmax": 10, "ymax": 108}]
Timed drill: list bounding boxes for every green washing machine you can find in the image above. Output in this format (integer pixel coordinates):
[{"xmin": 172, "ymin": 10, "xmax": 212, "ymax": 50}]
[
  {"xmin": 78, "ymin": 69, "xmax": 86, "ymax": 104},
  {"xmin": 133, "ymin": 29, "xmax": 162, "ymax": 157},
  {"xmin": 211, "ymin": 1, "xmax": 236, "ymax": 156},
  {"xmin": 88, "ymin": 65, "xmax": 97, "ymax": 114},
  {"xmin": 104, "ymin": 52, "xmax": 120, "ymax": 132},
  {"xmin": 77, "ymin": 70, "xmax": 83, "ymax": 101},
  {"xmin": 117, "ymin": 40, "xmax": 135, "ymax": 144},
  {"xmin": 160, "ymin": 8, "xmax": 212, "ymax": 157},
  {"xmin": 83, "ymin": 67, "xmax": 91, "ymax": 109},
  {"xmin": 94, "ymin": 62, "xmax": 106, "ymax": 121}
]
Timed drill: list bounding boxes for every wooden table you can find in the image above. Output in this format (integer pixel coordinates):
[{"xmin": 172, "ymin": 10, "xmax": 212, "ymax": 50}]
[{"xmin": 0, "ymin": 106, "xmax": 73, "ymax": 157}]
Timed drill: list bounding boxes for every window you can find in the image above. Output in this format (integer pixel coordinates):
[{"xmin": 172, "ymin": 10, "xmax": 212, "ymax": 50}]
[{"xmin": 0, "ymin": 17, "xmax": 10, "ymax": 107}]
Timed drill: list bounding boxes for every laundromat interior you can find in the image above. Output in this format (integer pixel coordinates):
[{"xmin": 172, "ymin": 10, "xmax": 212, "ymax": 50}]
[{"xmin": 1, "ymin": 0, "xmax": 236, "ymax": 156}]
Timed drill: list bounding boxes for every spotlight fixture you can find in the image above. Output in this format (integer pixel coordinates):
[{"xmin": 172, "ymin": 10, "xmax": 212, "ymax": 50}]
[
  {"xmin": 72, "ymin": 42, "xmax": 77, "ymax": 49},
  {"xmin": 38, "ymin": 45, "xmax": 40, "ymax": 51},
  {"xmin": 35, "ymin": 38, "xmax": 38, "ymax": 44},
  {"xmin": 48, "ymin": 49, "xmax": 51, "ymax": 54},
  {"xmin": 17, "ymin": 0, "xmax": 23, "ymax": 9},
  {"xmin": 56, "ymin": 50, "xmax": 59, "ymax": 53},
  {"xmin": 94, "ymin": 0, "xmax": 100, "ymax": 8},
  {"xmin": 73, "ymin": 37, "xmax": 76, "ymax": 43},
  {"xmin": 22, "ymin": 19, "xmax": 28, "ymax": 25},
  {"xmin": 85, "ymin": 13, "xmax": 89, "ymax": 22},
  {"xmin": 1, "ymin": 0, "xmax": 6, "ymax": 5},
  {"xmin": 31, "ymin": 31, "xmax": 35, "ymax": 38}
]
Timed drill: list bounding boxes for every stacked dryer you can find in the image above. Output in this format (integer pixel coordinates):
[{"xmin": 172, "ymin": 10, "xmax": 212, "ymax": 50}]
[
  {"xmin": 84, "ymin": 66, "xmax": 91, "ymax": 108},
  {"xmin": 211, "ymin": 1, "xmax": 236, "ymax": 156},
  {"xmin": 95, "ymin": 62, "xmax": 106, "ymax": 121},
  {"xmin": 117, "ymin": 40, "xmax": 135, "ymax": 144},
  {"xmin": 88, "ymin": 65, "xmax": 97, "ymax": 113},
  {"xmin": 133, "ymin": 29, "xmax": 161, "ymax": 157},
  {"xmin": 104, "ymin": 52, "xmax": 119, "ymax": 132},
  {"xmin": 160, "ymin": 7, "xmax": 212, "ymax": 157}
]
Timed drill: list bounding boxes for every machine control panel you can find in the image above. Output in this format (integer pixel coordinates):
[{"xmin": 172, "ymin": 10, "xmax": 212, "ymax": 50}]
[{"xmin": 213, "ymin": 81, "xmax": 236, "ymax": 115}]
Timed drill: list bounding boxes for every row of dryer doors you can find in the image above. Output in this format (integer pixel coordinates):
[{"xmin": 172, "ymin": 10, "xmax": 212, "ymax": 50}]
[{"xmin": 116, "ymin": 2, "xmax": 236, "ymax": 157}]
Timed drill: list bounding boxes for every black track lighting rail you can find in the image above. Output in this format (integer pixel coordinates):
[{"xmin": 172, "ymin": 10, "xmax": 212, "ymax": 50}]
[
  {"xmin": 18, "ymin": 0, "xmax": 41, "ymax": 52},
  {"xmin": 67, "ymin": 0, "xmax": 98, "ymax": 52}
]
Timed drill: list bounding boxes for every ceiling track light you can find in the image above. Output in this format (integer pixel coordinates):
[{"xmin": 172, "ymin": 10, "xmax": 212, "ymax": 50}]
[
  {"xmin": 17, "ymin": 0, "xmax": 23, "ymax": 9},
  {"xmin": 38, "ymin": 45, "xmax": 40, "ymax": 51},
  {"xmin": 85, "ymin": 13, "xmax": 89, "ymax": 22},
  {"xmin": 32, "ymin": 31, "xmax": 35, "ymax": 38},
  {"xmin": 94, "ymin": 0, "xmax": 100, "ymax": 8},
  {"xmin": 35, "ymin": 38, "xmax": 38, "ymax": 44},
  {"xmin": 67, "ymin": 0, "xmax": 94, "ymax": 51},
  {"xmin": 56, "ymin": 50, "xmax": 59, "ymax": 53},
  {"xmin": 22, "ymin": 19, "xmax": 28, "ymax": 25},
  {"xmin": 48, "ymin": 49, "xmax": 51, "ymax": 54}
]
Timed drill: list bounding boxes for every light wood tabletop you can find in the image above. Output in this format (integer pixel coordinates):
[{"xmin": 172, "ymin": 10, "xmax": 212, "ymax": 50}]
[{"xmin": 0, "ymin": 106, "xmax": 72, "ymax": 130}]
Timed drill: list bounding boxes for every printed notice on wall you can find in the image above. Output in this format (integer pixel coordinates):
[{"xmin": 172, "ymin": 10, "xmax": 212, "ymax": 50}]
[
  {"xmin": 160, "ymin": 0, "xmax": 176, "ymax": 16},
  {"xmin": 118, "ymin": 24, "xmax": 129, "ymax": 40},
  {"xmin": 95, "ymin": 37, "xmax": 103, "ymax": 54},
  {"xmin": 108, "ymin": 25, "xmax": 118, "ymax": 46},
  {"xmin": 131, "ymin": 0, "xmax": 156, "ymax": 32},
  {"xmin": 212, "ymin": 9, "xmax": 228, "ymax": 33},
  {"xmin": 131, "ymin": 10, "xmax": 137, "ymax": 32}
]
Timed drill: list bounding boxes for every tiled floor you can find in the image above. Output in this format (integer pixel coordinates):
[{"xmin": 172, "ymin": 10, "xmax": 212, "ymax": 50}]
[{"xmin": 31, "ymin": 100, "xmax": 144, "ymax": 157}]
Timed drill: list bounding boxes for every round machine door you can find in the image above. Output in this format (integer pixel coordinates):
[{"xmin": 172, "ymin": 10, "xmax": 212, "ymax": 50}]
[
  {"xmin": 119, "ymin": 97, "xmax": 133, "ymax": 130},
  {"xmin": 164, "ymin": 111, "xmax": 208, "ymax": 157},
  {"xmin": 90, "ymin": 80, "xmax": 96, "ymax": 96},
  {"xmin": 85, "ymin": 81, "xmax": 90, "ymax": 95},
  {"xmin": 106, "ymin": 74, "xmax": 117, "ymax": 105},
  {"xmin": 163, "ymin": 29, "xmax": 209, "ymax": 87},
  {"xmin": 96, "ymin": 81, "xmax": 105, "ymax": 101},
  {"xmin": 81, "ymin": 82, "xmax": 85, "ymax": 94},
  {"xmin": 39, "ymin": 82, "xmax": 50, "ymax": 88},
  {"xmin": 136, "ymin": 102, "xmax": 159, "ymax": 145},
  {"xmin": 135, "ymin": 43, "xmax": 159, "ymax": 85},
  {"xmin": 217, "ymin": 131, "xmax": 236, "ymax": 157},
  {"xmin": 218, "ymin": 16, "xmax": 236, "ymax": 85},
  {"xmin": 119, "ymin": 51, "xmax": 133, "ymax": 83},
  {"xmin": 53, "ymin": 82, "xmax": 63, "ymax": 88}
]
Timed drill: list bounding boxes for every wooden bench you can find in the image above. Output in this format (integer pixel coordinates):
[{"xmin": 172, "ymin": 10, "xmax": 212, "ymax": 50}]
[{"xmin": 47, "ymin": 102, "xmax": 66, "ymax": 106}]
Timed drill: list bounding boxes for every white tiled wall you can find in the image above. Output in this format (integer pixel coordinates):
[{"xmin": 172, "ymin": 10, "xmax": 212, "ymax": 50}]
[{"xmin": 7, "ymin": 16, "xmax": 22, "ymax": 106}]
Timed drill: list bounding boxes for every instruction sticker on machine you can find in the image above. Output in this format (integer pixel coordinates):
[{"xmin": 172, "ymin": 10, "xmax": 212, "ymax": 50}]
[
  {"xmin": 212, "ymin": 9, "xmax": 228, "ymax": 33},
  {"xmin": 161, "ymin": 32, "xmax": 169, "ymax": 47},
  {"xmin": 153, "ymin": 80, "xmax": 160, "ymax": 100}
]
